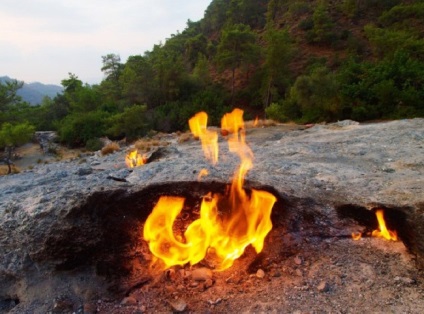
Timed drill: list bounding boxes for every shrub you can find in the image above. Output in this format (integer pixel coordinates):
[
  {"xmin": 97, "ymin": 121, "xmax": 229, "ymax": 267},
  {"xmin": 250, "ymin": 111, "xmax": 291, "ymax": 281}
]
[
  {"xmin": 101, "ymin": 142, "xmax": 120, "ymax": 155},
  {"xmin": 85, "ymin": 138, "xmax": 103, "ymax": 152},
  {"xmin": 107, "ymin": 104, "xmax": 149, "ymax": 141},
  {"xmin": 59, "ymin": 110, "xmax": 109, "ymax": 147}
]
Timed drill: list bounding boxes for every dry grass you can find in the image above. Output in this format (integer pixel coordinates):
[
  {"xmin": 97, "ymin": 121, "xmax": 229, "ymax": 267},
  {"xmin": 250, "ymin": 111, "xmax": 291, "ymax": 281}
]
[
  {"xmin": 177, "ymin": 132, "xmax": 192, "ymax": 143},
  {"xmin": 101, "ymin": 142, "xmax": 120, "ymax": 156},
  {"xmin": 134, "ymin": 138, "xmax": 168, "ymax": 152},
  {"xmin": 244, "ymin": 118, "xmax": 279, "ymax": 129},
  {"xmin": 0, "ymin": 165, "xmax": 21, "ymax": 176}
]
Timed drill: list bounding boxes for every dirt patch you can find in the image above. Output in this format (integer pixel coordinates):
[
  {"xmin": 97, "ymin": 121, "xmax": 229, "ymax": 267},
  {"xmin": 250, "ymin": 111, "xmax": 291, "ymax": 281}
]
[{"xmin": 1, "ymin": 143, "xmax": 85, "ymax": 175}]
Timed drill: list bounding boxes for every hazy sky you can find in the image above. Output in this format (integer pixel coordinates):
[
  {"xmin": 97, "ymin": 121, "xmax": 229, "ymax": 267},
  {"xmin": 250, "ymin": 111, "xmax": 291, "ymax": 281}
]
[{"xmin": 0, "ymin": 0, "xmax": 211, "ymax": 85}]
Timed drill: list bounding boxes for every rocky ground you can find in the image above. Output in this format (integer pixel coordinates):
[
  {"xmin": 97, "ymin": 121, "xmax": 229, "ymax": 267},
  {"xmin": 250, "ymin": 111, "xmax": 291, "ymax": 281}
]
[{"xmin": 0, "ymin": 118, "xmax": 423, "ymax": 313}]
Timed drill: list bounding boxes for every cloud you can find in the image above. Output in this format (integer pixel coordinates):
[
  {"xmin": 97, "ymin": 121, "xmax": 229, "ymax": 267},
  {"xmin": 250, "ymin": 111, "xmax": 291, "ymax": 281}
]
[{"xmin": 0, "ymin": 0, "xmax": 211, "ymax": 84}]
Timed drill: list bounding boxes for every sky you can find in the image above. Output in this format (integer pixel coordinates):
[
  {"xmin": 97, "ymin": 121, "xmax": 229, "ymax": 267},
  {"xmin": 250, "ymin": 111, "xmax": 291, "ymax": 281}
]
[{"xmin": 0, "ymin": 0, "xmax": 212, "ymax": 85}]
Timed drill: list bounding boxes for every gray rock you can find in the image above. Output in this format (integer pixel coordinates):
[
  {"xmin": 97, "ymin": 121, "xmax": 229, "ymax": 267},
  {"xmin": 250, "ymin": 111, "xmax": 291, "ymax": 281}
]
[
  {"xmin": 1, "ymin": 118, "xmax": 424, "ymax": 311},
  {"xmin": 76, "ymin": 167, "xmax": 93, "ymax": 176}
]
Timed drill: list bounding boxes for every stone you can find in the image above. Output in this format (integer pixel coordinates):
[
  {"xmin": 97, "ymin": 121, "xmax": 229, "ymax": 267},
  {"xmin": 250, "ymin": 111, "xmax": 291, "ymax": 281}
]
[
  {"xmin": 317, "ymin": 281, "xmax": 330, "ymax": 292},
  {"xmin": 83, "ymin": 303, "xmax": 98, "ymax": 314},
  {"xmin": 294, "ymin": 256, "xmax": 302, "ymax": 265},
  {"xmin": 256, "ymin": 269, "xmax": 265, "ymax": 278},
  {"xmin": 1, "ymin": 119, "xmax": 424, "ymax": 312},
  {"xmin": 169, "ymin": 299, "xmax": 187, "ymax": 312},
  {"xmin": 192, "ymin": 267, "xmax": 213, "ymax": 281},
  {"xmin": 76, "ymin": 167, "xmax": 93, "ymax": 176},
  {"xmin": 121, "ymin": 296, "xmax": 137, "ymax": 306}
]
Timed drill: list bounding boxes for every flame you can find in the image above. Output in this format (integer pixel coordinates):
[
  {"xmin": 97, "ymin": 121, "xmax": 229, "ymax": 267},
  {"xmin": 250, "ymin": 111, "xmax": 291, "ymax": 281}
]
[
  {"xmin": 125, "ymin": 150, "xmax": 146, "ymax": 168},
  {"xmin": 351, "ymin": 209, "xmax": 397, "ymax": 241},
  {"xmin": 143, "ymin": 108, "xmax": 276, "ymax": 270},
  {"xmin": 351, "ymin": 232, "xmax": 362, "ymax": 241},
  {"xmin": 189, "ymin": 111, "xmax": 218, "ymax": 165},
  {"xmin": 198, "ymin": 168, "xmax": 209, "ymax": 180},
  {"xmin": 254, "ymin": 116, "xmax": 259, "ymax": 127},
  {"xmin": 372, "ymin": 209, "xmax": 398, "ymax": 241}
]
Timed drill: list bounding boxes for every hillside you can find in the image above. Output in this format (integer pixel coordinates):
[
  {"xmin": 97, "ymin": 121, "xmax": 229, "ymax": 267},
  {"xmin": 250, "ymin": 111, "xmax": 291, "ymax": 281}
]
[
  {"xmin": 1, "ymin": 0, "xmax": 423, "ymax": 149},
  {"xmin": 0, "ymin": 76, "xmax": 62, "ymax": 105}
]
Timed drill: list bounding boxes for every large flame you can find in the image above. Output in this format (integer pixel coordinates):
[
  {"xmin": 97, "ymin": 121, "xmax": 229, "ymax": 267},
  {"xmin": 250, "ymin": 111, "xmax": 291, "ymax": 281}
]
[
  {"xmin": 372, "ymin": 209, "xmax": 398, "ymax": 241},
  {"xmin": 125, "ymin": 150, "xmax": 146, "ymax": 168},
  {"xmin": 143, "ymin": 109, "xmax": 276, "ymax": 270},
  {"xmin": 189, "ymin": 111, "xmax": 218, "ymax": 165}
]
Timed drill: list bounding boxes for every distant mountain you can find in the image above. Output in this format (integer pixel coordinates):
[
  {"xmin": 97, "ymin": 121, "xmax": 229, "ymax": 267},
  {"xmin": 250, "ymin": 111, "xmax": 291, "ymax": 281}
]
[{"xmin": 0, "ymin": 76, "xmax": 63, "ymax": 105}]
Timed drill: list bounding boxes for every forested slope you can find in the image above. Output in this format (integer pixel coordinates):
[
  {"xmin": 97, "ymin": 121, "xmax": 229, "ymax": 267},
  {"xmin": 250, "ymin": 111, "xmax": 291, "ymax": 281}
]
[{"xmin": 1, "ymin": 0, "xmax": 423, "ymax": 148}]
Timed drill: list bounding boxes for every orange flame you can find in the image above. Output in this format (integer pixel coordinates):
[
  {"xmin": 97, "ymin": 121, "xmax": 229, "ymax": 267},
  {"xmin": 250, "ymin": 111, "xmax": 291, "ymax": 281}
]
[
  {"xmin": 189, "ymin": 111, "xmax": 218, "ymax": 165},
  {"xmin": 143, "ymin": 109, "xmax": 276, "ymax": 270},
  {"xmin": 254, "ymin": 116, "xmax": 259, "ymax": 127},
  {"xmin": 125, "ymin": 150, "xmax": 146, "ymax": 168},
  {"xmin": 372, "ymin": 209, "xmax": 398, "ymax": 241},
  {"xmin": 351, "ymin": 232, "xmax": 362, "ymax": 241},
  {"xmin": 351, "ymin": 209, "xmax": 397, "ymax": 241},
  {"xmin": 198, "ymin": 168, "xmax": 209, "ymax": 180}
]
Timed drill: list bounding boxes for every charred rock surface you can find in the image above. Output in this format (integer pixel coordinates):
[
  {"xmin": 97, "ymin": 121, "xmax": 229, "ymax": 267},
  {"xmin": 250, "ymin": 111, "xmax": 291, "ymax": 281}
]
[{"xmin": 0, "ymin": 118, "xmax": 423, "ymax": 312}]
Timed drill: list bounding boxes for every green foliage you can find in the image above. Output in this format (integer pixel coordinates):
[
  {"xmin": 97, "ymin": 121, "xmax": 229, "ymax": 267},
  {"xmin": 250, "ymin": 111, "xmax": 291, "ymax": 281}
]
[
  {"xmin": 341, "ymin": 0, "xmax": 359, "ymax": 19},
  {"xmin": 338, "ymin": 51, "xmax": 424, "ymax": 120},
  {"xmin": 192, "ymin": 54, "xmax": 211, "ymax": 87},
  {"xmin": 308, "ymin": 2, "xmax": 335, "ymax": 45},
  {"xmin": 379, "ymin": 2, "xmax": 424, "ymax": 28},
  {"xmin": 120, "ymin": 55, "xmax": 157, "ymax": 106},
  {"xmin": 3, "ymin": 0, "xmax": 424, "ymax": 141},
  {"xmin": 216, "ymin": 23, "xmax": 260, "ymax": 100},
  {"xmin": 107, "ymin": 104, "xmax": 149, "ymax": 141},
  {"xmin": 288, "ymin": 1, "xmax": 311, "ymax": 17},
  {"xmin": 0, "ymin": 121, "xmax": 35, "ymax": 174},
  {"xmin": 267, "ymin": 66, "xmax": 342, "ymax": 123},
  {"xmin": 58, "ymin": 110, "xmax": 109, "ymax": 147},
  {"xmin": 85, "ymin": 138, "xmax": 104, "ymax": 152},
  {"xmin": 0, "ymin": 80, "xmax": 24, "ymax": 124},
  {"xmin": 364, "ymin": 24, "xmax": 424, "ymax": 59},
  {"xmin": 0, "ymin": 122, "xmax": 35, "ymax": 147}
]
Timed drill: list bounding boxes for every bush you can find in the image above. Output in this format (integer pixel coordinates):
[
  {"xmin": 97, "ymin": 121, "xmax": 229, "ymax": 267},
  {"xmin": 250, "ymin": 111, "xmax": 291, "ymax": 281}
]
[
  {"xmin": 101, "ymin": 142, "xmax": 120, "ymax": 155},
  {"xmin": 59, "ymin": 110, "xmax": 109, "ymax": 147},
  {"xmin": 107, "ymin": 104, "xmax": 149, "ymax": 141},
  {"xmin": 85, "ymin": 138, "xmax": 104, "ymax": 151}
]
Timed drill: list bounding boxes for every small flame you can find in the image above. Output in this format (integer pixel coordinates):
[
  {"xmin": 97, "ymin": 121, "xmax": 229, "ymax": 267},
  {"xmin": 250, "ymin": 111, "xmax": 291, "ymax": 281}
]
[
  {"xmin": 254, "ymin": 116, "xmax": 259, "ymax": 127},
  {"xmin": 144, "ymin": 108, "xmax": 276, "ymax": 270},
  {"xmin": 198, "ymin": 168, "xmax": 209, "ymax": 180},
  {"xmin": 351, "ymin": 209, "xmax": 397, "ymax": 241},
  {"xmin": 125, "ymin": 150, "xmax": 146, "ymax": 168},
  {"xmin": 372, "ymin": 209, "xmax": 398, "ymax": 241},
  {"xmin": 189, "ymin": 111, "xmax": 218, "ymax": 165},
  {"xmin": 351, "ymin": 232, "xmax": 362, "ymax": 241}
]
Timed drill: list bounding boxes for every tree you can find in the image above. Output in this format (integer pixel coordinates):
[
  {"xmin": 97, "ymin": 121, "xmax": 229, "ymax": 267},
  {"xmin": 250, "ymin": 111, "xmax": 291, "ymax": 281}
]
[
  {"xmin": 0, "ymin": 122, "xmax": 35, "ymax": 174},
  {"xmin": 192, "ymin": 53, "xmax": 211, "ymax": 87},
  {"xmin": 262, "ymin": 29, "xmax": 294, "ymax": 108},
  {"xmin": 215, "ymin": 23, "xmax": 260, "ymax": 102},
  {"xmin": 120, "ymin": 55, "xmax": 156, "ymax": 106},
  {"xmin": 309, "ymin": 2, "xmax": 334, "ymax": 44},
  {"xmin": 0, "ymin": 79, "xmax": 24, "ymax": 124},
  {"xmin": 107, "ymin": 104, "xmax": 149, "ymax": 141},
  {"xmin": 101, "ymin": 54, "xmax": 124, "ymax": 101}
]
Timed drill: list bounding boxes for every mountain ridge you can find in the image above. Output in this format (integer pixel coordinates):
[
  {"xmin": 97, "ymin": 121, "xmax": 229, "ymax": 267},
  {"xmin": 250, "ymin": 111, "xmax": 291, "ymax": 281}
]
[{"xmin": 0, "ymin": 76, "xmax": 63, "ymax": 105}]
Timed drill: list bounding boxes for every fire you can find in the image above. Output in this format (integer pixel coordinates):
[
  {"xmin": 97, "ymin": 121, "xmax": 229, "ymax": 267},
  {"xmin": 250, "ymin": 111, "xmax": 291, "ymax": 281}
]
[
  {"xmin": 198, "ymin": 168, "xmax": 209, "ymax": 180},
  {"xmin": 254, "ymin": 116, "xmax": 259, "ymax": 127},
  {"xmin": 125, "ymin": 150, "xmax": 146, "ymax": 168},
  {"xmin": 143, "ymin": 109, "xmax": 276, "ymax": 270},
  {"xmin": 351, "ymin": 209, "xmax": 397, "ymax": 241},
  {"xmin": 189, "ymin": 111, "xmax": 218, "ymax": 165},
  {"xmin": 351, "ymin": 232, "xmax": 362, "ymax": 241},
  {"xmin": 372, "ymin": 209, "xmax": 398, "ymax": 241}
]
